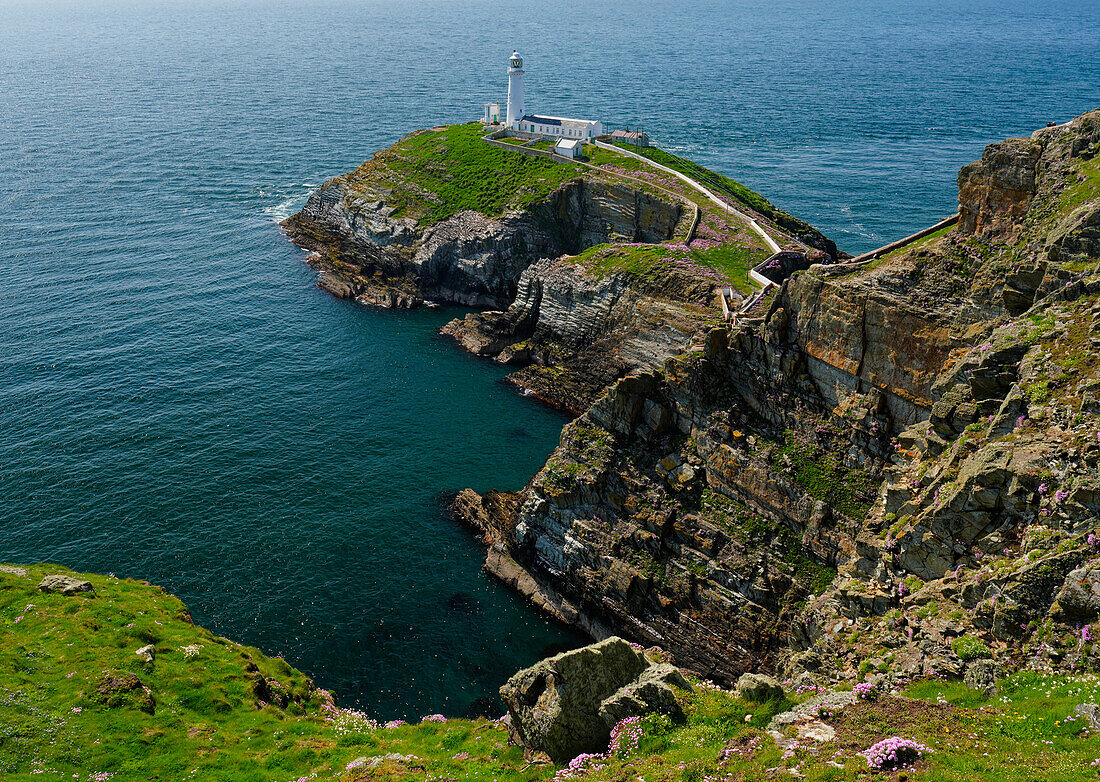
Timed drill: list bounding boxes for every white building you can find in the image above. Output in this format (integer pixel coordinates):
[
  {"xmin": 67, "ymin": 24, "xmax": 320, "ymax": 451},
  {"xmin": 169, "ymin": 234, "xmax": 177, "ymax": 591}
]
[
  {"xmin": 482, "ymin": 102, "xmax": 502, "ymax": 124},
  {"xmin": 554, "ymin": 138, "xmax": 583, "ymax": 159},
  {"xmin": 519, "ymin": 114, "xmax": 604, "ymax": 139},
  {"xmin": 492, "ymin": 51, "xmax": 603, "ymax": 139}
]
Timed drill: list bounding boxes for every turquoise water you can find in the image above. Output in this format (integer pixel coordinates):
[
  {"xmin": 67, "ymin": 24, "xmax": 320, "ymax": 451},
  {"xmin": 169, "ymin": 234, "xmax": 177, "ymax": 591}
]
[{"xmin": 1, "ymin": 0, "xmax": 1097, "ymax": 718}]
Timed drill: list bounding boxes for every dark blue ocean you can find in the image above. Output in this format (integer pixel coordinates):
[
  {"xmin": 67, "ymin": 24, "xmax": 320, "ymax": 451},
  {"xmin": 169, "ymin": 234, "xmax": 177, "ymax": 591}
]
[{"xmin": 1, "ymin": 0, "xmax": 1097, "ymax": 719}]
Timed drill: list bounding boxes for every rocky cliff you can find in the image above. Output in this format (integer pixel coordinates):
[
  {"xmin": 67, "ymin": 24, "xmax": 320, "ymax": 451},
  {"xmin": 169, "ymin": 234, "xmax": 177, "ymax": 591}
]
[{"xmin": 454, "ymin": 108, "xmax": 1100, "ymax": 689}]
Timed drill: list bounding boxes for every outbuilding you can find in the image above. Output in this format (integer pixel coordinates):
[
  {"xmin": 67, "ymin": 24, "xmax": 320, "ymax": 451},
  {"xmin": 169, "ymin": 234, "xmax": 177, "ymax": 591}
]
[
  {"xmin": 554, "ymin": 138, "xmax": 583, "ymax": 159},
  {"xmin": 610, "ymin": 129, "xmax": 649, "ymax": 147}
]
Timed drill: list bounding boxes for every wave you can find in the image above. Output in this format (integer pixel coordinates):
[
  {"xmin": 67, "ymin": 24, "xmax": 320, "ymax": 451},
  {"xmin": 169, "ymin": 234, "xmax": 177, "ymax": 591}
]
[{"xmin": 259, "ymin": 184, "xmax": 316, "ymax": 224}]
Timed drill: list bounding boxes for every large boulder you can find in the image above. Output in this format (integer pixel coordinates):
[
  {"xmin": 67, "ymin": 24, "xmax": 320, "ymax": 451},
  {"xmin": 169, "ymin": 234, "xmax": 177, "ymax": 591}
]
[
  {"xmin": 499, "ymin": 637, "xmax": 691, "ymax": 763},
  {"xmin": 735, "ymin": 673, "xmax": 784, "ymax": 702},
  {"xmin": 38, "ymin": 574, "xmax": 95, "ymax": 596}
]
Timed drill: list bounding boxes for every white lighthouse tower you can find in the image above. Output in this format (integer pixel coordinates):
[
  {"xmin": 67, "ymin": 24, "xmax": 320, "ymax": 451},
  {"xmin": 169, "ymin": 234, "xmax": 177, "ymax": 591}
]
[{"xmin": 506, "ymin": 50, "xmax": 525, "ymax": 128}]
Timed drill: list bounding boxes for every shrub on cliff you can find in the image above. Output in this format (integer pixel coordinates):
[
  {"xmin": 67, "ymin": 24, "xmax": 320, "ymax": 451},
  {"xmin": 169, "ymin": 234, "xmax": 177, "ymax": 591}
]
[{"xmin": 952, "ymin": 635, "xmax": 993, "ymax": 662}]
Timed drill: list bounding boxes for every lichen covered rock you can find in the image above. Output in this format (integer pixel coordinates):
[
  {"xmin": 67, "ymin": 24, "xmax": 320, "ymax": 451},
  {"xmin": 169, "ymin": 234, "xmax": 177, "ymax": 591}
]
[
  {"xmin": 38, "ymin": 574, "xmax": 95, "ymax": 596},
  {"xmin": 499, "ymin": 637, "xmax": 690, "ymax": 762}
]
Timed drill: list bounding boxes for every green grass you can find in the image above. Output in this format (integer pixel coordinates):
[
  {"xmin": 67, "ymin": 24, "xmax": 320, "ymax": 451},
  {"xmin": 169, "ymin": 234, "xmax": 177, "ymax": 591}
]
[
  {"xmin": 7, "ymin": 565, "xmax": 1100, "ymax": 781},
  {"xmin": 899, "ymin": 671, "xmax": 1100, "ymax": 781},
  {"xmin": 855, "ymin": 222, "xmax": 958, "ymax": 273},
  {"xmin": 0, "ymin": 564, "xmax": 539, "ymax": 782},
  {"xmin": 571, "ymin": 243, "xmax": 667, "ymax": 278},
  {"xmin": 583, "ymin": 144, "xmax": 648, "ymax": 170},
  {"xmin": 569, "ymin": 240, "xmax": 766, "ymax": 292},
  {"xmin": 693, "ymin": 243, "xmax": 768, "ymax": 291},
  {"xmin": 366, "ymin": 123, "xmax": 583, "ymax": 225},
  {"xmin": 952, "ymin": 635, "xmax": 992, "ymax": 662}
]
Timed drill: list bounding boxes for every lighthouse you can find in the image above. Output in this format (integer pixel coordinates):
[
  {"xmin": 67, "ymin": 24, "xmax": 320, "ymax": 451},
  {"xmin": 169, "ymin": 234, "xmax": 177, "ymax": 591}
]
[{"xmin": 506, "ymin": 50, "xmax": 524, "ymax": 128}]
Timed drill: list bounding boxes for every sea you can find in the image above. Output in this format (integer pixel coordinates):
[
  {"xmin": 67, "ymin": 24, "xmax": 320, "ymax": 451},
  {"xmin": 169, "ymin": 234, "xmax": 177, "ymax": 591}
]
[{"xmin": 1, "ymin": 0, "xmax": 1097, "ymax": 720}]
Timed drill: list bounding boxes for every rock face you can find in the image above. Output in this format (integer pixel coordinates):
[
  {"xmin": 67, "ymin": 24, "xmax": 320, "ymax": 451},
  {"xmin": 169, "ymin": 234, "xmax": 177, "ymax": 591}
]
[
  {"xmin": 964, "ymin": 659, "xmax": 1001, "ymax": 697},
  {"xmin": 1050, "ymin": 563, "xmax": 1100, "ymax": 623},
  {"xmin": 285, "ymin": 176, "xmax": 683, "ymax": 310},
  {"xmin": 958, "ymin": 138, "xmax": 1043, "ymax": 238},
  {"xmin": 285, "ymin": 148, "xmax": 710, "ymax": 409},
  {"xmin": 440, "ymin": 257, "xmax": 711, "ymax": 411},
  {"xmin": 499, "ymin": 637, "xmax": 690, "ymax": 763},
  {"xmin": 38, "ymin": 574, "xmax": 95, "ymax": 595},
  {"xmin": 457, "ymin": 108, "xmax": 1100, "ymax": 690}
]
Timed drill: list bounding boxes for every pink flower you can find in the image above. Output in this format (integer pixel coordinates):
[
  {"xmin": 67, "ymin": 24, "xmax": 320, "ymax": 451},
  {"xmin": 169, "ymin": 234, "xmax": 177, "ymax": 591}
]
[
  {"xmin": 854, "ymin": 682, "xmax": 878, "ymax": 701},
  {"xmin": 862, "ymin": 737, "xmax": 930, "ymax": 770}
]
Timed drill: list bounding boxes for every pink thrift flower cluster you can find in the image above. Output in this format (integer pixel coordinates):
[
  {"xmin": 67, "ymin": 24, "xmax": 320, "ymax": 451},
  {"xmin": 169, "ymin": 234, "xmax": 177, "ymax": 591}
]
[
  {"xmin": 861, "ymin": 737, "xmax": 930, "ymax": 770},
  {"xmin": 421, "ymin": 714, "xmax": 447, "ymax": 723},
  {"xmin": 384, "ymin": 719, "xmax": 407, "ymax": 728},
  {"xmin": 854, "ymin": 682, "xmax": 878, "ymax": 701},
  {"xmin": 554, "ymin": 752, "xmax": 604, "ymax": 780},
  {"xmin": 608, "ymin": 716, "xmax": 642, "ymax": 757},
  {"xmin": 556, "ymin": 716, "xmax": 646, "ymax": 778},
  {"xmin": 599, "ymin": 164, "xmax": 677, "ymax": 190}
]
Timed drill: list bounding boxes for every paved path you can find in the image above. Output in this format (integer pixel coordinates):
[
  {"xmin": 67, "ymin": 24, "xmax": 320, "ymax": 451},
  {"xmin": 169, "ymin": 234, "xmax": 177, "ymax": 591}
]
[{"xmin": 591, "ymin": 140, "xmax": 784, "ymax": 254}]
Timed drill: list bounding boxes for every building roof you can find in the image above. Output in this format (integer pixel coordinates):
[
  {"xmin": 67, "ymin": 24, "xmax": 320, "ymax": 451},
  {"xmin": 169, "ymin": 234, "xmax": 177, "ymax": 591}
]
[
  {"xmin": 521, "ymin": 114, "xmax": 600, "ymax": 131},
  {"xmin": 555, "ymin": 138, "xmax": 583, "ymax": 150},
  {"xmin": 610, "ymin": 129, "xmax": 647, "ymax": 139}
]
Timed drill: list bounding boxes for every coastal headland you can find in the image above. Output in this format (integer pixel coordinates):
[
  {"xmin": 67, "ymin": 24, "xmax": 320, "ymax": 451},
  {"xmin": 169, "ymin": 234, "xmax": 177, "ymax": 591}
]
[{"xmin": 4, "ymin": 108, "xmax": 1100, "ymax": 780}]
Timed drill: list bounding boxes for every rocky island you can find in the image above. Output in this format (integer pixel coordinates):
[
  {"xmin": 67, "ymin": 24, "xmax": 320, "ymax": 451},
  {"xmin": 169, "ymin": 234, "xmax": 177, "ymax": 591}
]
[
  {"xmin": 282, "ymin": 123, "xmax": 834, "ymax": 411},
  {"xmin": 4, "ymin": 108, "xmax": 1100, "ymax": 781}
]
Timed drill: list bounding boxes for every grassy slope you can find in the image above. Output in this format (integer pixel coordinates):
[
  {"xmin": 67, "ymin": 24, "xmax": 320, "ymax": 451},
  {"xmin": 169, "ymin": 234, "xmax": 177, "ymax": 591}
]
[
  {"xmin": 0, "ymin": 564, "xmax": 537, "ymax": 782},
  {"xmin": 5, "ymin": 564, "xmax": 1100, "ymax": 780},
  {"xmin": 345, "ymin": 123, "xmax": 583, "ymax": 225},
  {"xmin": 567, "ymin": 241, "xmax": 766, "ymax": 293}
]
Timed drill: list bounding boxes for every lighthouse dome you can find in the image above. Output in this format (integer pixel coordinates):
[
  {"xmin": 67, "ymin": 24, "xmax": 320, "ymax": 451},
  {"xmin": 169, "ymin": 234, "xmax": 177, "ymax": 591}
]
[{"xmin": 510, "ymin": 51, "xmax": 523, "ymax": 69}]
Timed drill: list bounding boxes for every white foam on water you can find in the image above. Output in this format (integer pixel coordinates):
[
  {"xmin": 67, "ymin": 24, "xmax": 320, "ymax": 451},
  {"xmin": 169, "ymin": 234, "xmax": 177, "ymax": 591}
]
[{"xmin": 262, "ymin": 185, "xmax": 316, "ymax": 223}]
